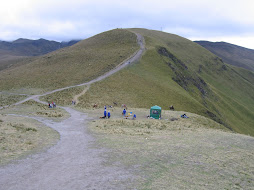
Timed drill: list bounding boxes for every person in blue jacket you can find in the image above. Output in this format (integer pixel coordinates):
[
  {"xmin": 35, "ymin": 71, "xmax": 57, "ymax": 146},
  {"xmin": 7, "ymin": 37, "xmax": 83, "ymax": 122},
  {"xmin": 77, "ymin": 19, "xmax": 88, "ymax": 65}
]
[
  {"xmin": 108, "ymin": 111, "xmax": 111, "ymax": 119},
  {"xmin": 104, "ymin": 109, "xmax": 107, "ymax": 118},
  {"xmin": 122, "ymin": 109, "xmax": 126, "ymax": 116}
]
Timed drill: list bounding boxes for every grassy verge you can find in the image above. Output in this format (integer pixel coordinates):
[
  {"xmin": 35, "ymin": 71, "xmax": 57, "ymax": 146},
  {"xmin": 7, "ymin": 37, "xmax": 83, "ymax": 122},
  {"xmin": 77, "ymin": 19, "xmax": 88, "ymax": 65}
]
[
  {"xmin": 88, "ymin": 109, "xmax": 254, "ymax": 189},
  {"xmin": 0, "ymin": 100, "xmax": 69, "ymax": 122},
  {"xmin": 0, "ymin": 114, "xmax": 59, "ymax": 165}
]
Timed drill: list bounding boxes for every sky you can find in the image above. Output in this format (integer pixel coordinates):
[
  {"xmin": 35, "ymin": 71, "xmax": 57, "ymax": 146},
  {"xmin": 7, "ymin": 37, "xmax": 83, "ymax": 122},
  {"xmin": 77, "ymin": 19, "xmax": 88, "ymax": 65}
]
[{"xmin": 1, "ymin": 0, "xmax": 254, "ymax": 49}]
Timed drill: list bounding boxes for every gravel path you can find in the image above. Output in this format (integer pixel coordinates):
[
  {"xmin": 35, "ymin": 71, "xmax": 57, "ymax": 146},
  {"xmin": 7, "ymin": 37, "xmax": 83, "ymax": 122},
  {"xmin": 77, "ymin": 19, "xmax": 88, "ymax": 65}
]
[
  {"xmin": 0, "ymin": 32, "xmax": 145, "ymax": 189},
  {"xmin": 0, "ymin": 108, "xmax": 135, "ymax": 189}
]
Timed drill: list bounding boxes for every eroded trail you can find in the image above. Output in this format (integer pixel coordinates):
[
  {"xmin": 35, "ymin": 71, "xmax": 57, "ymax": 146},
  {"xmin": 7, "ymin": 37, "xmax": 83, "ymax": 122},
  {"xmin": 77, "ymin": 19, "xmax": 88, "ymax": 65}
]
[
  {"xmin": 73, "ymin": 85, "xmax": 90, "ymax": 105},
  {"xmin": 0, "ymin": 32, "xmax": 145, "ymax": 189}
]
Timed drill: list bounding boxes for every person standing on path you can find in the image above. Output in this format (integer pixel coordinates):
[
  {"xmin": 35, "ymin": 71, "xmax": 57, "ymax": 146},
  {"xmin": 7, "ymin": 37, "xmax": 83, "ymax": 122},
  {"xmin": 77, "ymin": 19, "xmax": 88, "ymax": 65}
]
[
  {"xmin": 122, "ymin": 109, "xmax": 126, "ymax": 116},
  {"xmin": 104, "ymin": 109, "xmax": 107, "ymax": 118},
  {"xmin": 108, "ymin": 111, "xmax": 111, "ymax": 119}
]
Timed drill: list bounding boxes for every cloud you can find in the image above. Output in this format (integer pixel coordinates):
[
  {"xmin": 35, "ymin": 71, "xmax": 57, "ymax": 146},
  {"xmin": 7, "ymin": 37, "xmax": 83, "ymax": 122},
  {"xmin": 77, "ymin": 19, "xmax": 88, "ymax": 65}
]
[{"xmin": 0, "ymin": 0, "xmax": 254, "ymax": 48}]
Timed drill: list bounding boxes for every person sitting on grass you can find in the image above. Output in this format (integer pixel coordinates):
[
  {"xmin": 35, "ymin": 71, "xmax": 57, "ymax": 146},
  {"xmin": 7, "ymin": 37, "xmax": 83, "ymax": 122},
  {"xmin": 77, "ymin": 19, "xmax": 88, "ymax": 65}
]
[{"xmin": 181, "ymin": 113, "xmax": 189, "ymax": 118}]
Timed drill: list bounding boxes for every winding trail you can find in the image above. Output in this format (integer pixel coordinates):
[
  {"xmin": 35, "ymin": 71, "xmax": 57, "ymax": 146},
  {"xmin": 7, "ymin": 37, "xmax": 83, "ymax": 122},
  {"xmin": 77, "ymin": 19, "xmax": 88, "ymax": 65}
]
[
  {"xmin": 0, "ymin": 32, "xmax": 145, "ymax": 189},
  {"xmin": 5, "ymin": 33, "xmax": 145, "ymax": 107}
]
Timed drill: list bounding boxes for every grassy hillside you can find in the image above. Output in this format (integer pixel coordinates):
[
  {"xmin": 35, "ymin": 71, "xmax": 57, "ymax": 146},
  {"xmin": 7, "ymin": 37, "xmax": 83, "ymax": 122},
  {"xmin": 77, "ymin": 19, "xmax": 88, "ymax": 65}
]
[
  {"xmin": 195, "ymin": 41, "xmax": 254, "ymax": 72},
  {"xmin": 0, "ymin": 55, "xmax": 36, "ymax": 72},
  {"xmin": 0, "ymin": 29, "xmax": 139, "ymax": 94},
  {"xmin": 1, "ymin": 28, "xmax": 253, "ymax": 136},
  {"xmin": 72, "ymin": 29, "xmax": 254, "ymax": 136}
]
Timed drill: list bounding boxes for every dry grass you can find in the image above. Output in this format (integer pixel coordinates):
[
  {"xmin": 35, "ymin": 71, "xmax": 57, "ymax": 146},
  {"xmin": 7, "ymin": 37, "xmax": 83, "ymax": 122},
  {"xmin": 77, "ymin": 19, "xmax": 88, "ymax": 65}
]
[
  {"xmin": 0, "ymin": 93, "xmax": 27, "ymax": 107},
  {"xmin": 41, "ymin": 86, "xmax": 84, "ymax": 106},
  {"xmin": 0, "ymin": 114, "xmax": 59, "ymax": 165},
  {"xmin": 0, "ymin": 100, "xmax": 69, "ymax": 122},
  {"xmin": 88, "ymin": 108, "xmax": 254, "ymax": 189},
  {"xmin": 0, "ymin": 100, "xmax": 67, "ymax": 165}
]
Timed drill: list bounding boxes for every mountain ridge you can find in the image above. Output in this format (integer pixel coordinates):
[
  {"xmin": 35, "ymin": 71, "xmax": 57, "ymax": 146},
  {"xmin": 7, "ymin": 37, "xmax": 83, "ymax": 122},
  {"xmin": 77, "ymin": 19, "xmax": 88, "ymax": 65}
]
[
  {"xmin": 0, "ymin": 38, "xmax": 80, "ymax": 56},
  {"xmin": 195, "ymin": 40, "xmax": 254, "ymax": 72}
]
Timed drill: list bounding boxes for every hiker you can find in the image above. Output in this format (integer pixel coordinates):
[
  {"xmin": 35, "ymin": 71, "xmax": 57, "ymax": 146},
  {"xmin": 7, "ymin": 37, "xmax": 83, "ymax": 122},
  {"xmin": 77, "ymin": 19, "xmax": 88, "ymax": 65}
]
[
  {"xmin": 48, "ymin": 102, "xmax": 51, "ymax": 108},
  {"xmin": 104, "ymin": 109, "xmax": 107, "ymax": 118},
  {"xmin": 53, "ymin": 102, "xmax": 56, "ymax": 108},
  {"xmin": 121, "ymin": 104, "xmax": 127, "ymax": 109},
  {"xmin": 108, "ymin": 111, "xmax": 111, "ymax": 119},
  {"xmin": 122, "ymin": 109, "xmax": 126, "ymax": 116},
  {"xmin": 133, "ymin": 114, "xmax": 136, "ymax": 120},
  {"xmin": 104, "ymin": 105, "xmax": 107, "ymax": 110}
]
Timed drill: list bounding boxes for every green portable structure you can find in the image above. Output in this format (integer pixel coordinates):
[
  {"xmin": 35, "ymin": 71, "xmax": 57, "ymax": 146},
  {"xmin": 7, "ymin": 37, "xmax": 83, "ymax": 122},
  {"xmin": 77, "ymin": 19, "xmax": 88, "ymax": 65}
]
[{"xmin": 150, "ymin": 105, "xmax": 162, "ymax": 119}]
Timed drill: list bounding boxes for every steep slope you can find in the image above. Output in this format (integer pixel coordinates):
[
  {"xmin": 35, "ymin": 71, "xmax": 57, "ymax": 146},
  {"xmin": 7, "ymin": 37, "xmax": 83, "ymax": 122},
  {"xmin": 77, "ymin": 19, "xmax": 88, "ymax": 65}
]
[
  {"xmin": 76, "ymin": 29, "xmax": 254, "ymax": 136},
  {"xmin": 195, "ymin": 41, "xmax": 254, "ymax": 72},
  {"xmin": 0, "ymin": 29, "xmax": 139, "ymax": 94}
]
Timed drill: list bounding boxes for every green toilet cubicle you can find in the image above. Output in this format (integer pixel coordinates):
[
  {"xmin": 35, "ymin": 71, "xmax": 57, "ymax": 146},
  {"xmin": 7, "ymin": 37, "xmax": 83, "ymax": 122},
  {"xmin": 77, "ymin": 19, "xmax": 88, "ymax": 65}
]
[{"xmin": 150, "ymin": 105, "xmax": 161, "ymax": 119}]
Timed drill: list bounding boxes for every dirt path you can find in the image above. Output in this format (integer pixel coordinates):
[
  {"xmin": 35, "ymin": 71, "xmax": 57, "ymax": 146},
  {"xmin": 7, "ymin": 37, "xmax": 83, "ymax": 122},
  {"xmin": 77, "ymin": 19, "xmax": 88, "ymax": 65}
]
[
  {"xmin": 0, "ymin": 107, "xmax": 135, "ymax": 189},
  {"xmin": 73, "ymin": 85, "xmax": 90, "ymax": 105},
  {"xmin": 0, "ymin": 32, "xmax": 145, "ymax": 189}
]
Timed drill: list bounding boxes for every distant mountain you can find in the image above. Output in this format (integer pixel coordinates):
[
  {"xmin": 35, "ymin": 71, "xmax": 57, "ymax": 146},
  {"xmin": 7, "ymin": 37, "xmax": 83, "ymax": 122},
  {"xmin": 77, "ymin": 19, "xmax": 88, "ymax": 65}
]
[
  {"xmin": 0, "ymin": 38, "xmax": 80, "ymax": 71},
  {"xmin": 0, "ymin": 38, "xmax": 80, "ymax": 56},
  {"xmin": 195, "ymin": 41, "xmax": 254, "ymax": 72}
]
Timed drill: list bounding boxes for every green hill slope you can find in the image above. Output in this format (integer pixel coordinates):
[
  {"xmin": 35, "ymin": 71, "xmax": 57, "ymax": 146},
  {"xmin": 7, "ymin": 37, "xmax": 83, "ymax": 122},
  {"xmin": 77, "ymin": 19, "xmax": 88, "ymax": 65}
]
[
  {"xmin": 75, "ymin": 29, "xmax": 254, "ymax": 136},
  {"xmin": 0, "ymin": 29, "xmax": 139, "ymax": 94}
]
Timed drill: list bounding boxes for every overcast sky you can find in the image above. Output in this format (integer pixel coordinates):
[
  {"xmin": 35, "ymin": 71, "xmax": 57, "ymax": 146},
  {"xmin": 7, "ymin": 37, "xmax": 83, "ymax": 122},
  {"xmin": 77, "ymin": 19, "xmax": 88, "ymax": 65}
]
[{"xmin": 1, "ymin": 0, "xmax": 254, "ymax": 49}]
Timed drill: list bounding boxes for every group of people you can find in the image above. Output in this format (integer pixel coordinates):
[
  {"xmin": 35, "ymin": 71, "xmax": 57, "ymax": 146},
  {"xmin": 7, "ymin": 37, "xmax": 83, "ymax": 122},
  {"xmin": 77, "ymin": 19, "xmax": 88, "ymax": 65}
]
[
  {"xmin": 48, "ymin": 102, "xmax": 56, "ymax": 108},
  {"xmin": 103, "ymin": 106, "xmax": 111, "ymax": 119},
  {"xmin": 101, "ymin": 107, "xmax": 136, "ymax": 120},
  {"xmin": 122, "ymin": 108, "xmax": 136, "ymax": 120}
]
